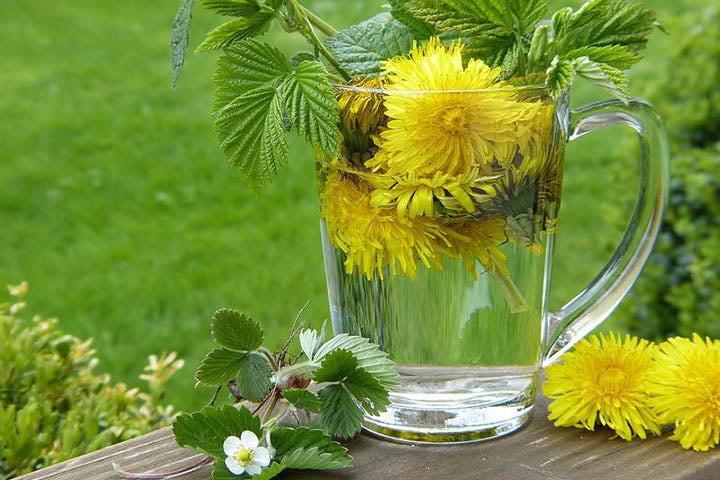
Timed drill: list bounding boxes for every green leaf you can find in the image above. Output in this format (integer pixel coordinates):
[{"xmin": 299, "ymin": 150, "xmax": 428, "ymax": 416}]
[
  {"xmin": 237, "ymin": 351, "xmax": 273, "ymax": 402},
  {"xmin": 545, "ymin": 55, "xmax": 575, "ymax": 98},
  {"xmin": 213, "ymin": 39, "xmax": 291, "ymax": 114},
  {"xmin": 173, "ymin": 405, "xmax": 262, "ymax": 458},
  {"xmin": 283, "ymin": 61, "xmax": 340, "ymax": 155},
  {"xmin": 282, "ymin": 389, "xmax": 322, "ymax": 413},
  {"xmin": 214, "ymin": 86, "xmax": 289, "ymax": 192},
  {"xmin": 566, "ymin": 45, "xmax": 641, "ymax": 70},
  {"xmin": 388, "ymin": 0, "xmax": 435, "ymax": 39},
  {"xmin": 272, "ymin": 427, "xmax": 351, "ymax": 469},
  {"xmin": 343, "ymin": 368, "xmax": 390, "ymax": 416},
  {"xmin": 196, "ymin": 10, "xmax": 275, "ymax": 52},
  {"xmin": 466, "ymin": 34, "xmax": 517, "ymax": 69},
  {"xmin": 572, "ymin": 56, "xmax": 629, "ymax": 102},
  {"xmin": 211, "ymin": 308, "xmax": 264, "ymax": 352},
  {"xmin": 313, "ymin": 349, "xmax": 357, "ymax": 383},
  {"xmin": 325, "ymin": 13, "xmax": 414, "ymax": 77},
  {"xmin": 195, "ymin": 348, "xmax": 245, "ymax": 386},
  {"xmin": 318, "ymin": 384, "xmax": 364, "ymax": 439},
  {"xmin": 201, "ymin": 0, "xmax": 259, "ymax": 17},
  {"xmin": 299, "ymin": 327, "xmax": 324, "ymax": 361},
  {"xmin": 290, "ymin": 51, "xmax": 317, "ymax": 68},
  {"xmin": 170, "ymin": 0, "xmax": 196, "ymax": 88},
  {"xmin": 314, "ymin": 334, "xmax": 399, "ymax": 387},
  {"xmin": 406, "ymin": 0, "xmax": 497, "ymax": 38},
  {"xmin": 527, "ymin": 24, "xmax": 550, "ymax": 71}
]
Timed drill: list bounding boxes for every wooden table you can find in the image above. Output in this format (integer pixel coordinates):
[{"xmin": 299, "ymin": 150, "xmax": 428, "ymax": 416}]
[{"xmin": 19, "ymin": 395, "xmax": 720, "ymax": 480}]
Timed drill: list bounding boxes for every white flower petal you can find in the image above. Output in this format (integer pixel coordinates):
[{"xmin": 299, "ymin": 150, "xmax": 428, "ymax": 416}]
[
  {"xmin": 252, "ymin": 447, "xmax": 271, "ymax": 467},
  {"xmin": 245, "ymin": 464, "xmax": 262, "ymax": 476},
  {"xmin": 225, "ymin": 456, "xmax": 245, "ymax": 476},
  {"xmin": 240, "ymin": 430, "xmax": 259, "ymax": 450},
  {"xmin": 223, "ymin": 436, "xmax": 242, "ymax": 456}
]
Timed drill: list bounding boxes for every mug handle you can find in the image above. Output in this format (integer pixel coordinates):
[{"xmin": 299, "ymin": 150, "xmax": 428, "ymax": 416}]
[{"xmin": 543, "ymin": 98, "xmax": 670, "ymax": 367}]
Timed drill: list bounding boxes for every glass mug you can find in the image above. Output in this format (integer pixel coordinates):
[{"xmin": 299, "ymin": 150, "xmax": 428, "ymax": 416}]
[{"xmin": 314, "ymin": 85, "xmax": 669, "ymax": 443}]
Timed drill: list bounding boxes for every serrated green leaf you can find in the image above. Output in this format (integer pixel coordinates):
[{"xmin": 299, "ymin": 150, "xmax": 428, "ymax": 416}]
[
  {"xmin": 318, "ymin": 384, "xmax": 364, "ymax": 439},
  {"xmin": 325, "ymin": 13, "xmax": 414, "ymax": 77},
  {"xmin": 196, "ymin": 10, "xmax": 275, "ymax": 52},
  {"xmin": 214, "ymin": 86, "xmax": 289, "ymax": 192},
  {"xmin": 283, "ymin": 61, "xmax": 339, "ymax": 155},
  {"xmin": 271, "ymin": 427, "xmax": 351, "ymax": 468},
  {"xmin": 406, "ymin": 0, "xmax": 497, "ymax": 38},
  {"xmin": 466, "ymin": 34, "xmax": 516, "ymax": 70},
  {"xmin": 170, "ymin": 0, "xmax": 195, "ymax": 88},
  {"xmin": 343, "ymin": 368, "xmax": 390, "ymax": 416},
  {"xmin": 213, "ymin": 39, "xmax": 291, "ymax": 114},
  {"xmin": 195, "ymin": 348, "xmax": 245, "ymax": 386},
  {"xmin": 313, "ymin": 349, "xmax": 357, "ymax": 383},
  {"xmin": 282, "ymin": 389, "xmax": 323, "ymax": 413},
  {"xmin": 173, "ymin": 405, "xmax": 262, "ymax": 458},
  {"xmin": 299, "ymin": 328, "xmax": 323, "ymax": 361},
  {"xmin": 527, "ymin": 24, "xmax": 550, "ymax": 71},
  {"xmin": 545, "ymin": 55, "xmax": 575, "ymax": 98},
  {"xmin": 211, "ymin": 308, "xmax": 264, "ymax": 352},
  {"xmin": 388, "ymin": 0, "xmax": 436, "ymax": 39},
  {"xmin": 566, "ymin": 45, "xmax": 641, "ymax": 70},
  {"xmin": 201, "ymin": 0, "xmax": 259, "ymax": 17},
  {"xmin": 314, "ymin": 334, "xmax": 399, "ymax": 387},
  {"xmin": 237, "ymin": 352, "xmax": 273, "ymax": 402},
  {"xmin": 281, "ymin": 447, "xmax": 352, "ymax": 470},
  {"xmin": 572, "ymin": 56, "xmax": 629, "ymax": 102}
]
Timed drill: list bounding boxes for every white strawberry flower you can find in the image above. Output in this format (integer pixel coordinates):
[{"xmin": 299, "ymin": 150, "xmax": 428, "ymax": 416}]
[{"xmin": 223, "ymin": 431, "xmax": 271, "ymax": 476}]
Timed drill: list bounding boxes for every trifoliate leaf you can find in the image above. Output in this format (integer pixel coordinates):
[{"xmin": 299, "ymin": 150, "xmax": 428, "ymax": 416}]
[
  {"xmin": 201, "ymin": 0, "xmax": 259, "ymax": 17},
  {"xmin": 170, "ymin": 0, "xmax": 195, "ymax": 88},
  {"xmin": 566, "ymin": 45, "xmax": 641, "ymax": 70},
  {"xmin": 388, "ymin": 0, "xmax": 435, "ymax": 39},
  {"xmin": 283, "ymin": 61, "xmax": 340, "ymax": 155},
  {"xmin": 195, "ymin": 348, "xmax": 245, "ymax": 386},
  {"xmin": 173, "ymin": 405, "xmax": 262, "ymax": 458},
  {"xmin": 211, "ymin": 308, "xmax": 264, "ymax": 352},
  {"xmin": 318, "ymin": 384, "xmax": 364, "ymax": 439},
  {"xmin": 572, "ymin": 56, "xmax": 629, "ymax": 102},
  {"xmin": 325, "ymin": 13, "xmax": 414, "ymax": 77},
  {"xmin": 282, "ymin": 389, "xmax": 322, "ymax": 413},
  {"xmin": 214, "ymin": 86, "xmax": 289, "ymax": 192},
  {"xmin": 313, "ymin": 349, "xmax": 357, "ymax": 383},
  {"xmin": 237, "ymin": 351, "xmax": 273, "ymax": 402},
  {"xmin": 545, "ymin": 55, "xmax": 576, "ymax": 98},
  {"xmin": 271, "ymin": 427, "xmax": 351, "ymax": 468},
  {"xmin": 213, "ymin": 39, "xmax": 291, "ymax": 114},
  {"xmin": 196, "ymin": 10, "xmax": 275, "ymax": 52},
  {"xmin": 343, "ymin": 367, "xmax": 390, "ymax": 416},
  {"xmin": 314, "ymin": 334, "xmax": 399, "ymax": 387}
]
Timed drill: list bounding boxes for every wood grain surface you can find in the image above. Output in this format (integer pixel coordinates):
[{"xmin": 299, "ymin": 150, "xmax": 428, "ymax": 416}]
[{"xmin": 18, "ymin": 396, "xmax": 720, "ymax": 480}]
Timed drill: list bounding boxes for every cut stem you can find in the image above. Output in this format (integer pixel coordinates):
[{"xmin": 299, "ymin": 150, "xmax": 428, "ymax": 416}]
[{"xmin": 489, "ymin": 255, "xmax": 529, "ymax": 314}]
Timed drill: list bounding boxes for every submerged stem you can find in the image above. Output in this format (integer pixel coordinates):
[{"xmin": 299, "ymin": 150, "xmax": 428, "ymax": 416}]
[{"xmin": 489, "ymin": 255, "xmax": 530, "ymax": 314}]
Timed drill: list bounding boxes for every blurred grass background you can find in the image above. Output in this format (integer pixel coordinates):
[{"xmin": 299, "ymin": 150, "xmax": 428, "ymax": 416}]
[{"xmin": 0, "ymin": 0, "xmax": 677, "ymax": 411}]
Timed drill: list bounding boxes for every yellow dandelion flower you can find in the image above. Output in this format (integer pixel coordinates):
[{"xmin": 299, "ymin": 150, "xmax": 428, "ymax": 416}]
[
  {"xmin": 366, "ymin": 37, "xmax": 546, "ymax": 217},
  {"xmin": 648, "ymin": 334, "xmax": 720, "ymax": 451},
  {"xmin": 337, "ymin": 77, "xmax": 388, "ymax": 162},
  {"xmin": 443, "ymin": 216, "xmax": 508, "ymax": 279},
  {"xmin": 543, "ymin": 333, "xmax": 661, "ymax": 441},
  {"xmin": 320, "ymin": 171, "xmax": 449, "ymax": 280}
]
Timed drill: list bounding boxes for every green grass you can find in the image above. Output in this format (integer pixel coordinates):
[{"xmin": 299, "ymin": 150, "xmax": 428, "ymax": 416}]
[{"xmin": 0, "ymin": 0, "xmax": 674, "ymax": 411}]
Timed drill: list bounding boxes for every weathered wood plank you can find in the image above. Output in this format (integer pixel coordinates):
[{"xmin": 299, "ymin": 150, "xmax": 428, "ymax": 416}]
[{"xmin": 19, "ymin": 396, "xmax": 720, "ymax": 480}]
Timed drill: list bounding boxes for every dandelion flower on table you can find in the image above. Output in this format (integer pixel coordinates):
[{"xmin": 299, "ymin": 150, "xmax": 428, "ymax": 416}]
[
  {"xmin": 321, "ymin": 170, "xmax": 449, "ymax": 280},
  {"xmin": 542, "ymin": 333, "xmax": 660, "ymax": 441},
  {"xmin": 648, "ymin": 334, "xmax": 720, "ymax": 451},
  {"xmin": 366, "ymin": 37, "xmax": 547, "ymax": 217}
]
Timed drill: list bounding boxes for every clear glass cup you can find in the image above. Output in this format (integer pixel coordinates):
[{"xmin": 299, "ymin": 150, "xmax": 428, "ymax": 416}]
[{"xmin": 314, "ymin": 84, "xmax": 669, "ymax": 443}]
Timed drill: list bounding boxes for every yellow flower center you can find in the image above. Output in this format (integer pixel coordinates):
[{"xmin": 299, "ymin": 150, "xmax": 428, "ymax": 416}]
[
  {"xmin": 440, "ymin": 106, "xmax": 468, "ymax": 134},
  {"xmin": 598, "ymin": 366, "xmax": 628, "ymax": 394},
  {"xmin": 234, "ymin": 448, "xmax": 253, "ymax": 465}
]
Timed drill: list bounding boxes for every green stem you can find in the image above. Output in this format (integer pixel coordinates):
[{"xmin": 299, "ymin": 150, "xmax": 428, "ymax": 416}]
[
  {"xmin": 304, "ymin": 19, "xmax": 351, "ymax": 81},
  {"xmin": 489, "ymin": 255, "xmax": 529, "ymax": 314},
  {"xmin": 261, "ymin": 390, "xmax": 281, "ymax": 423},
  {"xmin": 299, "ymin": 6, "xmax": 338, "ymax": 36}
]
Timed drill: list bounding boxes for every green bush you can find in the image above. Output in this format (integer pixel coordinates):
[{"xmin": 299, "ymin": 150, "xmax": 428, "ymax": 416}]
[
  {"xmin": 0, "ymin": 283, "xmax": 184, "ymax": 479},
  {"xmin": 612, "ymin": 2, "xmax": 720, "ymax": 339}
]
